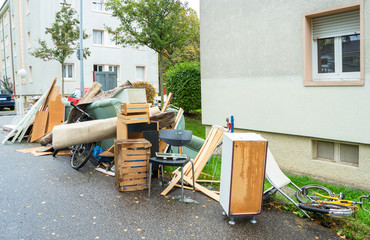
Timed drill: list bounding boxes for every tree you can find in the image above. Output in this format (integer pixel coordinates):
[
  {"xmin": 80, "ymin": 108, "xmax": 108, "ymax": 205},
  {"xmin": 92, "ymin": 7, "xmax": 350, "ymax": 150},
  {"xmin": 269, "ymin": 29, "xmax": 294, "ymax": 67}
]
[
  {"xmin": 106, "ymin": 0, "xmax": 198, "ymax": 105},
  {"xmin": 31, "ymin": 1, "xmax": 90, "ymax": 96},
  {"xmin": 162, "ymin": 8, "xmax": 199, "ymax": 74}
]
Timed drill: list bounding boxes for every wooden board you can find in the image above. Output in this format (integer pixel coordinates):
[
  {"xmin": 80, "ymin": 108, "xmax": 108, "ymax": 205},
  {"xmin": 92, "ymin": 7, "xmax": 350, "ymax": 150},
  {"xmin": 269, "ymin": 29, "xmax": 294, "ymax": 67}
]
[
  {"xmin": 229, "ymin": 141, "xmax": 267, "ymax": 214},
  {"xmin": 30, "ymin": 111, "xmax": 49, "ymax": 142},
  {"xmin": 17, "ymin": 146, "xmax": 44, "ymax": 153},
  {"xmin": 46, "ymin": 94, "xmax": 65, "ymax": 133},
  {"xmin": 121, "ymin": 103, "xmax": 149, "ymax": 115}
]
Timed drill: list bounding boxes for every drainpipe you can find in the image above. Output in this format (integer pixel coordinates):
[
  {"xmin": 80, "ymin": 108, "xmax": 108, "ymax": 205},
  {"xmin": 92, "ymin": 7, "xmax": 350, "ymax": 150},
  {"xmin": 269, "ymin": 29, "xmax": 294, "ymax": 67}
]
[
  {"xmin": 8, "ymin": 0, "xmax": 15, "ymax": 94},
  {"xmin": 1, "ymin": 13, "xmax": 8, "ymax": 88}
]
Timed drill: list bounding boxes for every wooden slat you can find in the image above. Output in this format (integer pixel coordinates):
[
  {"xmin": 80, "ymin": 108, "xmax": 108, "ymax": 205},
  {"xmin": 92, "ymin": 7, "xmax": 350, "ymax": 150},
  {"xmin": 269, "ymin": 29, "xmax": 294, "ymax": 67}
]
[
  {"xmin": 121, "ymin": 167, "xmax": 147, "ymax": 173},
  {"xmin": 161, "ymin": 92, "xmax": 173, "ymax": 112},
  {"xmin": 123, "ymin": 149, "xmax": 149, "ymax": 155},
  {"xmin": 119, "ymin": 161, "xmax": 148, "ymax": 167}
]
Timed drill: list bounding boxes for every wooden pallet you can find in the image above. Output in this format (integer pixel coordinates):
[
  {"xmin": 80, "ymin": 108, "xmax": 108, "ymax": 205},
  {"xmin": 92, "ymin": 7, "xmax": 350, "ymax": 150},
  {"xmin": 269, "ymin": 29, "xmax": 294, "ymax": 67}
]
[
  {"xmin": 114, "ymin": 138, "xmax": 152, "ymax": 192},
  {"xmin": 121, "ymin": 103, "xmax": 149, "ymax": 115}
]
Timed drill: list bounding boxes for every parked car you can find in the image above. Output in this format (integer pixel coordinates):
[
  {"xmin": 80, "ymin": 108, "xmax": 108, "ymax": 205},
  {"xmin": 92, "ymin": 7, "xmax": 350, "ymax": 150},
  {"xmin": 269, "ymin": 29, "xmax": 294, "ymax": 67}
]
[{"xmin": 0, "ymin": 89, "xmax": 15, "ymax": 110}]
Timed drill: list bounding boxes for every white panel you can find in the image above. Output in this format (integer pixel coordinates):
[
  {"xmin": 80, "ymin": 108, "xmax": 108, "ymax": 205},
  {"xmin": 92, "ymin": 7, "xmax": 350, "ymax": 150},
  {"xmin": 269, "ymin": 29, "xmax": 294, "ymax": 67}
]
[
  {"xmin": 219, "ymin": 133, "xmax": 233, "ymax": 216},
  {"xmin": 312, "ymin": 10, "xmax": 360, "ymax": 39}
]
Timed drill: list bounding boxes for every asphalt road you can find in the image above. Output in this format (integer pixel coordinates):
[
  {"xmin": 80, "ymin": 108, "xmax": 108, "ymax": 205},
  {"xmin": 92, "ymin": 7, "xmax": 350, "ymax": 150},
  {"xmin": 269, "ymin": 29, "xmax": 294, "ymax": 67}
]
[{"xmin": 0, "ymin": 115, "xmax": 340, "ymax": 240}]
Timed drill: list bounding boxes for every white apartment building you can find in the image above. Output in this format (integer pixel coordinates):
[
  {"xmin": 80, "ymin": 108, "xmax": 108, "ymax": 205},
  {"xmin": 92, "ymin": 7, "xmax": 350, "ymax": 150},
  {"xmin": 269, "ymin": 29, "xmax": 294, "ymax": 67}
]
[{"xmin": 0, "ymin": 0, "xmax": 158, "ymax": 96}]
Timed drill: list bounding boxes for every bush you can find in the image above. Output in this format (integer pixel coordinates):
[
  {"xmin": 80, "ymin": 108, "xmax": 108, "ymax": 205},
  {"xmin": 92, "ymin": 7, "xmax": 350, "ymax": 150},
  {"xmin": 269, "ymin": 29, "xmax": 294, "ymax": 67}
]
[
  {"xmin": 165, "ymin": 61, "xmax": 201, "ymax": 112},
  {"xmin": 131, "ymin": 81, "xmax": 156, "ymax": 104}
]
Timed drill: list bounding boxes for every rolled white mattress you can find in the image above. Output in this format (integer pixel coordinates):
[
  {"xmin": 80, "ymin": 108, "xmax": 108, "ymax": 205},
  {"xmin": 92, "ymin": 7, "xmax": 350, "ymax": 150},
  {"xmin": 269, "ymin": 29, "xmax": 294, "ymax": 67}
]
[{"xmin": 52, "ymin": 117, "xmax": 117, "ymax": 150}]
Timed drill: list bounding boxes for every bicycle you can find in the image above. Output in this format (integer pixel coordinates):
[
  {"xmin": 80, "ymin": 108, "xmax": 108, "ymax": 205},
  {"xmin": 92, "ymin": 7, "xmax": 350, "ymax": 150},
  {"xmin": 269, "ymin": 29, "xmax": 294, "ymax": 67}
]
[
  {"xmin": 296, "ymin": 184, "xmax": 369, "ymax": 218},
  {"xmin": 52, "ymin": 102, "xmax": 96, "ymax": 170},
  {"xmin": 68, "ymin": 102, "xmax": 97, "ymax": 170}
]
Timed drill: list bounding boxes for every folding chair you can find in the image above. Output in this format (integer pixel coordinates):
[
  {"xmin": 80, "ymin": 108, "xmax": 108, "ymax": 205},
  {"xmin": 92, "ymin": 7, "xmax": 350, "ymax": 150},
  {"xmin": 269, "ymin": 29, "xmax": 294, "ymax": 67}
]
[{"xmin": 264, "ymin": 149, "xmax": 311, "ymax": 218}]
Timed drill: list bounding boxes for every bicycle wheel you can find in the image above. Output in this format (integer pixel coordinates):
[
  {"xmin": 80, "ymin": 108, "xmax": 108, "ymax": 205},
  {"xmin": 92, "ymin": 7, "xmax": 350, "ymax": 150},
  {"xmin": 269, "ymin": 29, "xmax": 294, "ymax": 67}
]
[
  {"xmin": 71, "ymin": 143, "xmax": 95, "ymax": 170},
  {"xmin": 296, "ymin": 185, "xmax": 334, "ymax": 203},
  {"xmin": 299, "ymin": 203, "xmax": 353, "ymax": 217}
]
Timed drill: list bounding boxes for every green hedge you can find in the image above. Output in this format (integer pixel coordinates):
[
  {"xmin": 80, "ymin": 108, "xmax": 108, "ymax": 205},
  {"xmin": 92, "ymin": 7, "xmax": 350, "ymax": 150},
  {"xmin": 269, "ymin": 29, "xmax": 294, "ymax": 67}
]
[{"xmin": 165, "ymin": 61, "xmax": 201, "ymax": 112}]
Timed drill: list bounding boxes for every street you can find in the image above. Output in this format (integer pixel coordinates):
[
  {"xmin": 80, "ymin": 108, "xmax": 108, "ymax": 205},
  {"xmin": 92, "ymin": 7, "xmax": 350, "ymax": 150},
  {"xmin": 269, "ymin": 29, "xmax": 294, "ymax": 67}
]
[{"xmin": 0, "ymin": 115, "xmax": 340, "ymax": 240}]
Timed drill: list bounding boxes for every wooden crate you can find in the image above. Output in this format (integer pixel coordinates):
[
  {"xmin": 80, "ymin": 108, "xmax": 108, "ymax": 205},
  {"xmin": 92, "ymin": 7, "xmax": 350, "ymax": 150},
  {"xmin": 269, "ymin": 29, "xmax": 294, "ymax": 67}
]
[
  {"xmin": 114, "ymin": 138, "xmax": 152, "ymax": 192},
  {"xmin": 117, "ymin": 112, "xmax": 150, "ymax": 125},
  {"xmin": 121, "ymin": 103, "xmax": 149, "ymax": 115}
]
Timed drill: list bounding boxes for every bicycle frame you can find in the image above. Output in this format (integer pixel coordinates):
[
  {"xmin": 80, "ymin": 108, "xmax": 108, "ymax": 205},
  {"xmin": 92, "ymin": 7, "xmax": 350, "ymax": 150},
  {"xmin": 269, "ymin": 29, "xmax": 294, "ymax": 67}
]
[{"xmin": 313, "ymin": 192, "xmax": 360, "ymax": 212}]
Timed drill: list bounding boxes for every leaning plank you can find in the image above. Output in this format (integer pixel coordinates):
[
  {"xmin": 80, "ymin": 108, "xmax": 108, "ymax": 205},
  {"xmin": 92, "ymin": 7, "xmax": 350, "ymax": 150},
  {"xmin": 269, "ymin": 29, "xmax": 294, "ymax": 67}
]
[
  {"xmin": 46, "ymin": 94, "xmax": 65, "ymax": 133},
  {"xmin": 161, "ymin": 92, "xmax": 173, "ymax": 112},
  {"xmin": 30, "ymin": 111, "xmax": 49, "ymax": 142}
]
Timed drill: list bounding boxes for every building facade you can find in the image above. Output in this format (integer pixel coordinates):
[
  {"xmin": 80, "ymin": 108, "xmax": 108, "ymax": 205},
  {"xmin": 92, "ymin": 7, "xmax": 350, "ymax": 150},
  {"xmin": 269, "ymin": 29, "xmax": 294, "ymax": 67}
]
[
  {"xmin": 201, "ymin": 0, "xmax": 369, "ymax": 189},
  {"xmin": 0, "ymin": 0, "xmax": 158, "ymax": 97}
]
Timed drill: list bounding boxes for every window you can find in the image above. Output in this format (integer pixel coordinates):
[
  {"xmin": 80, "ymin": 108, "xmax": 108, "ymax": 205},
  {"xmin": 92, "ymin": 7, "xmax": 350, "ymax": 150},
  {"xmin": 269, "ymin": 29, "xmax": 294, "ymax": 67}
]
[
  {"xmin": 27, "ymin": 31, "xmax": 31, "ymax": 49},
  {"xmin": 63, "ymin": 63, "xmax": 74, "ymax": 79},
  {"xmin": 313, "ymin": 140, "xmax": 359, "ymax": 165},
  {"xmin": 135, "ymin": 66, "xmax": 145, "ymax": 81},
  {"xmin": 93, "ymin": 30, "xmax": 103, "ymax": 45},
  {"xmin": 92, "ymin": 0, "xmax": 103, "ymax": 11},
  {"xmin": 93, "ymin": 64, "xmax": 103, "ymax": 72},
  {"xmin": 28, "ymin": 66, "xmax": 33, "ymax": 83},
  {"xmin": 304, "ymin": 4, "xmax": 363, "ymax": 86}
]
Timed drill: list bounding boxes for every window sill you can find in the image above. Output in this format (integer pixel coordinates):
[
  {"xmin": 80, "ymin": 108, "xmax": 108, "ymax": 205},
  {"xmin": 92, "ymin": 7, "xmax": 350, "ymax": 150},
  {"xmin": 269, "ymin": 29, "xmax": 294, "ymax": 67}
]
[
  {"xmin": 91, "ymin": 10, "xmax": 113, "ymax": 15},
  {"xmin": 64, "ymin": 78, "xmax": 75, "ymax": 82},
  {"xmin": 304, "ymin": 80, "xmax": 364, "ymax": 86},
  {"xmin": 92, "ymin": 44, "xmax": 120, "ymax": 49},
  {"xmin": 312, "ymin": 158, "xmax": 358, "ymax": 167}
]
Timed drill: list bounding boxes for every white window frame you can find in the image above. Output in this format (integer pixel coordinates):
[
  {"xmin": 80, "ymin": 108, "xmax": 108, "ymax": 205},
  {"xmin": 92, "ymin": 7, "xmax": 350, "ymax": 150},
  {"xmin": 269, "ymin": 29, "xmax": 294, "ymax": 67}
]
[
  {"xmin": 303, "ymin": 4, "xmax": 363, "ymax": 86},
  {"xmin": 92, "ymin": 0, "xmax": 103, "ymax": 11},
  {"xmin": 312, "ymin": 140, "xmax": 359, "ymax": 166},
  {"xmin": 311, "ymin": 10, "xmax": 360, "ymax": 82},
  {"xmin": 93, "ymin": 30, "xmax": 104, "ymax": 45},
  {"xmin": 135, "ymin": 66, "xmax": 146, "ymax": 82},
  {"xmin": 63, "ymin": 63, "xmax": 74, "ymax": 81}
]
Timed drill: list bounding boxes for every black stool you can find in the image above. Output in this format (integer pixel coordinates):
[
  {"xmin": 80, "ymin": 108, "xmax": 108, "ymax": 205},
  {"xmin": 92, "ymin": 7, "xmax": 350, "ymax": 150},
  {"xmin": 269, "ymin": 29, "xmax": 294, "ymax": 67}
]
[{"xmin": 148, "ymin": 129, "xmax": 195, "ymax": 202}]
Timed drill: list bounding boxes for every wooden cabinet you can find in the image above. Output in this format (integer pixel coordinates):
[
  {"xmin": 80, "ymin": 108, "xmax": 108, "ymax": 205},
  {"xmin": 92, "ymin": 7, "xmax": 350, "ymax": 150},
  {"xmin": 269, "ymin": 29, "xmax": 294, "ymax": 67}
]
[{"xmin": 220, "ymin": 133, "xmax": 268, "ymax": 224}]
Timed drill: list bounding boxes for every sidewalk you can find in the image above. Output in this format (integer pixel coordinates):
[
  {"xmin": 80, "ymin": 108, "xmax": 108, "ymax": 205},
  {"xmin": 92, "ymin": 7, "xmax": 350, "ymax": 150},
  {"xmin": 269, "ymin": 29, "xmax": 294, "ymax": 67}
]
[{"xmin": 0, "ymin": 116, "xmax": 340, "ymax": 239}]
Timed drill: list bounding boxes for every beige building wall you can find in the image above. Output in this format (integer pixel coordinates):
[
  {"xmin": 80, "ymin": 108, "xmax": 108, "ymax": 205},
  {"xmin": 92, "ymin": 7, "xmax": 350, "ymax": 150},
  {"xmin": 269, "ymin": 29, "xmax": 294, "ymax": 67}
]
[{"xmin": 206, "ymin": 126, "xmax": 370, "ymax": 190}]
